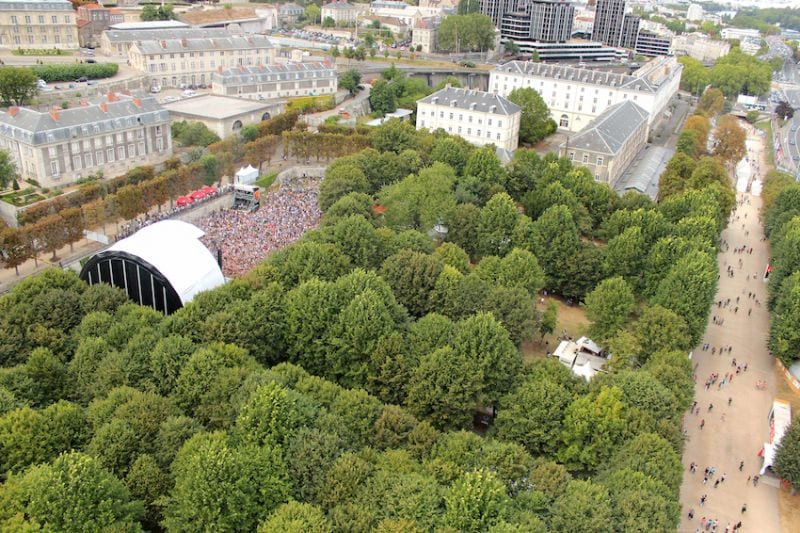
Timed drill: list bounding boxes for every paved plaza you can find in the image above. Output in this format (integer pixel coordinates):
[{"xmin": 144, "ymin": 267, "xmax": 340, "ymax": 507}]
[{"xmin": 679, "ymin": 125, "xmax": 785, "ymax": 532}]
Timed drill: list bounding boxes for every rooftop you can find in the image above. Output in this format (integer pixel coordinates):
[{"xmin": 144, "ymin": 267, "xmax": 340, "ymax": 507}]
[
  {"xmin": 496, "ymin": 60, "xmax": 660, "ymax": 92},
  {"xmin": 562, "ymin": 100, "xmax": 648, "ymax": 155},
  {"xmin": 324, "ymin": 0, "xmax": 358, "ymax": 9},
  {"xmin": 161, "ymin": 94, "xmax": 275, "ymax": 119},
  {"xmin": 213, "ymin": 62, "xmax": 336, "ymax": 83},
  {"xmin": 180, "ymin": 7, "xmax": 261, "ymax": 26},
  {"xmin": 104, "ymin": 26, "xmax": 223, "ymax": 43},
  {"xmin": 132, "ymin": 34, "xmax": 273, "ymax": 55},
  {"xmin": 0, "ymin": 94, "xmax": 168, "ymax": 145},
  {"xmin": 0, "ymin": 0, "xmax": 72, "ymax": 10},
  {"xmin": 418, "ymin": 86, "xmax": 521, "ymax": 116}
]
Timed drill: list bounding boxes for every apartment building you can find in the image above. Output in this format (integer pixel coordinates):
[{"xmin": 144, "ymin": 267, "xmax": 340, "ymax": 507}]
[
  {"xmin": 322, "ymin": 1, "xmax": 361, "ymax": 26},
  {"xmin": 412, "ymin": 17, "xmax": 439, "ymax": 53},
  {"xmin": 128, "ymin": 34, "xmax": 275, "ymax": 89},
  {"xmin": 671, "ymin": 32, "xmax": 730, "ymax": 63},
  {"xmin": 0, "ymin": 94, "xmax": 172, "ymax": 188},
  {"xmin": 635, "ymin": 30, "xmax": 671, "ymax": 57},
  {"xmin": 489, "ymin": 56, "xmax": 682, "ymax": 132},
  {"xmin": 0, "ymin": 0, "xmax": 78, "ymax": 49},
  {"xmin": 559, "ymin": 100, "xmax": 648, "ymax": 186},
  {"xmin": 592, "ymin": 0, "xmax": 626, "ymax": 47},
  {"xmin": 76, "ymin": 4, "xmax": 124, "ymax": 48},
  {"xmin": 211, "ymin": 62, "xmax": 338, "ymax": 99},
  {"xmin": 416, "ymin": 86, "xmax": 521, "ymax": 151}
]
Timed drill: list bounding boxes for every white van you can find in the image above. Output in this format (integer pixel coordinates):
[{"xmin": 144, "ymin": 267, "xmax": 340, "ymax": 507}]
[{"xmin": 182, "ymin": 89, "xmax": 197, "ymax": 98}]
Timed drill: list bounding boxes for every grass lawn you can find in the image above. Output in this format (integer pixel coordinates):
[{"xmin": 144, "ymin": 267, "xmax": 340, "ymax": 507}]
[
  {"xmin": 255, "ymin": 172, "xmax": 278, "ymax": 190},
  {"xmin": 755, "ymin": 120, "xmax": 776, "ymax": 167},
  {"xmin": 521, "ymin": 296, "xmax": 591, "ymax": 361}
]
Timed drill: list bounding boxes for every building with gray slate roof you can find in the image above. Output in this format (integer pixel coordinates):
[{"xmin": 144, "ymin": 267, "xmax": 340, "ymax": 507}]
[
  {"xmin": 558, "ymin": 100, "xmax": 648, "ymax": 186},
  {"xmin": 416, "ymin": 86, "xmax": 521, "ymax": 151},
  {"xmin": 128, "ymin": 34, "xmax": 275, "ymax": 89},
  {"xmin": 211, "ymin": 62, "xmax": 338, "ymax": 99},
  {"xmin": 0, "ymin": 0, "xmax": 79, "ymax": 49},
  {"xmin": 100, "ymin": 27, "xmax": 227, "ymax": 56},
  {"xmin": 489, "ymin": 56, "xmax": 682, "ymax": 133},
  {"xmin": 0, "ymin": 94, "xmax": 172, "ymax": 188}
]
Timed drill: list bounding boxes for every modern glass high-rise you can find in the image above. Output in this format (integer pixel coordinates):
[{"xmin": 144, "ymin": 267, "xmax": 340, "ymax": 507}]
[{"xmin": 499, "ymin": 0, "xmax": 574, "ymax": 43}]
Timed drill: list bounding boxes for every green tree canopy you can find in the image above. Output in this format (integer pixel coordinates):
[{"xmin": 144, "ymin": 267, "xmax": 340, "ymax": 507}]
[{"xmin": 507, "ymin": 88, "xmax": 555, "ymax": 145}]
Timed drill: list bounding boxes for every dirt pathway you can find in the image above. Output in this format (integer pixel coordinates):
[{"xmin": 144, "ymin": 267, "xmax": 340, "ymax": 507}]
[{"xmin": 678, "ymin": 128, "xmax": 783, "ymax": 532}]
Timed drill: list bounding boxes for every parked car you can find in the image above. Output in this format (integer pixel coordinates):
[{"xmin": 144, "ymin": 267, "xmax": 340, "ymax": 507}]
[
  {"xmin": 87, "ymin": 80, "xmax": 98, "ymax": 86},
  {"xmin": 164, "ymin": 95, "xmax": 180, "ymax": 103},
  {"xmin": 37, "ymin": 79, "xmax": 47, "ymax": 88},
  {"xmin": 85, "ymin": 58, "xmax": 96, "ymax": 64},
  {"xmin": 150, "ymin": 86, "xmax": 161, "ymax": 93},
  {"xmin": 75, "ymin": 76, "xmax": 88, "ymax": 83},
  {"xmin": 182, "ymin": 89, "xmax": 197, "ymax": 97}
]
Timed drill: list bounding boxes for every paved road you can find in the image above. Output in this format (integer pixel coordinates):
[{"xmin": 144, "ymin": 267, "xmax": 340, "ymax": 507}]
[{"xmin": 679, "ymin": 126, "xmax": 782, "ymax": 532}]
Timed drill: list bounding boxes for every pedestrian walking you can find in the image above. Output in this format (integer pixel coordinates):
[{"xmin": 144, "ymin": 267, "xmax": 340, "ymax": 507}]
[
  {"xmin": 700, "ymin": 494, "xmax": 707, "ymax": 506},
  {"xmin": 739, "ymin": 461, "xmax": 744, "ymax": 472},
  {"xmin": 700, "ymin": 419, "xmax": 705, "ymax": 429},
  {"xmin": 709, "ymin": 403, "xmax": 714, "ymax": 412},
  {"xmin": 741, "ymin": 503, "xmax": 747, "ymax": 514},
  {"xmin": 753, "ymin": 475, "xmax": 759, "ymax": 487},
  {"xmin": 728, "ymin": 397, "xmax": 732, "ymax": 406},
  {"xmin": 689, "ymin": 509, "xmax": 695, "ymax": 519}
]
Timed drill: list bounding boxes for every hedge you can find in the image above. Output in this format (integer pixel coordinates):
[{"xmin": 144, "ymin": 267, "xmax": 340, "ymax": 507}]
[{"xmin": 30, "ymin": 63, "xmax": 119, "ymax": 82}]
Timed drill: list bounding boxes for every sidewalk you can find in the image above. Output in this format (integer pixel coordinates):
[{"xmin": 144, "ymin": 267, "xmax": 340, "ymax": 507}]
[{"xmin": 678, "ymin": 129, "xmax": 783, "ymax": 532}]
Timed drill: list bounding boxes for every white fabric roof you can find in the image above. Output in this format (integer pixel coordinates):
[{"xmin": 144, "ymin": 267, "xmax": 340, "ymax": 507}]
[
  {"xmin": 760, "ymin": 442, "xmax": 776, "ymax": 475},
  {"xmin": 108, "ymin": 220, "xmax": 225, "ymax": 305}
]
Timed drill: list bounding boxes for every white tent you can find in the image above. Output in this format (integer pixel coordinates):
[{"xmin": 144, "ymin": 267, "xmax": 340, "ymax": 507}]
[{"xmin": 235, "ymin": 164, "xmax": 259, "ymax": 185}]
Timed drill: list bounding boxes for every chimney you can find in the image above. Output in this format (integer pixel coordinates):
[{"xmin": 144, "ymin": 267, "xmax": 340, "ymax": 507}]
[
  {"xmin": 49, "ymin": 107, "xmax": 59, "ymax": 121},
  {"xmin": 132, "ymin": 97, "xmax": 141, "ymax": 107},
  {"xmin": 181, "ymin": 38, "xmax": 188, "ymax": 48},
  {"xmin": 161, "ymin": 40, "xmax": 167, "ymax": 49},
  {"xmin": 8, "ymin": 106, "xmax": 19, "ymax": 117},
  {"xmin": 99, "ymin": 102, "xmax": 108, "ymax": 112}
]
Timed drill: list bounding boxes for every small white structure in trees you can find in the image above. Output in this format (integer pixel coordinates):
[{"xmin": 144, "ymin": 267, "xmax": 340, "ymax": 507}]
[
  {"xmin": 552, "ymin": 336, "xmax": 609, "ymax": 381},
  {"xmin": 235, "ymin": 164, "xmax": 259, "ymax": 185}
]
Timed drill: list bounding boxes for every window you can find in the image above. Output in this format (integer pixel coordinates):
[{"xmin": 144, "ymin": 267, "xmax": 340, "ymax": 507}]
[
  {"xmin": 138, "ymin": 142, "xmax": 145, "ymax": 155},
  {"xmin": 458, "ymin": 126, "xmax": 462, "ymax": 134},
  {"xmin": 156, "ymin": 125, "xmax": 162, "ymax": 136},
  {"xmin": 117, "ymin": 146, "xmax": 125, "ymax": 160},
  {"xmin": 467, "ymin": 128, "xmax": 471, "ymax": 135},
  {"xmin": 496, "ymin": 132, "xmax": 501, "ymax": 140},
  {"xmin": 55, "ymin": 35, "xmax": 60, "ymax": 44},
  {"xmin": 72, "ymin": 155, "xmax": 82, "ymax": 170},
  {"xmin": 477, "ymin": 130, "xmax": 481, "ymax": 136},
  {"xmin": 568, "ymin": 152, "xmax": 575, "ymax": 161},
  {"xmin": 459, "ymin": 114, "xmax": 463, "ymax": 121},
  {"xmin": 27, "ymin": 36, "xmax": 33, "ymax": 44},
  {"xmin": 596, "ymin": 156, "xmax": 604, "ymax": 166},
  {"xmin": 106, "ymin": 135, "xmax": 113, "ymax": 146},
  {"xmin": 51, "ymin": 15, "xmax": 57, "ymax": 23},
  {"xmin": 38, "ymin": 16, "xmax": 44, "ymax": 24},
  {"xmin": 126, "ymin": 131, "xmax": 134, "ymax": 141},
  {"xmin": 107, "ymin": 148, "xmax": 114, "ymax": 162},
  {"xmin": 96, "ymin": 151, "xmax": 103, "ymax": 165},
  {"xmin": 488, "ymin": 118, "xmax": 492, "ymax": 126},
  {"xmin": 420, "ymin": 120, "xmax": 425, "ymax": 127},
  {"xmin": 137, "ymin": 129, "xmax": 144, "ymax": 139},
  {"xmin": 559, "ymin": 114, "xmax": 569, "ymax": 128},
  {"xmin": 582, "ymin": 154, "xmax": 589, "ymax": 163},
  {"xmin": 156, "ymin": 137, "xmax": 163, "ymax": 151},
  {"xmin": 128, "ymin": 144, "xmax": 135, "ymax": 157},
  {"xmin": 50, "ymin": 160, "xmax": 59, "ymax": 176},
  {"xmin": 84, "ymin": 153, "xmax": 92, "ymax": 168},
  {"xmin": 65, "ymin": 15, "xmax": 71, "ymax": 24},
  {"xmin": 449, "ymin": 113, "xmax": 453, "ymax": 120},
  {"xmin": 24, "ymin": 15, "xmax": 31, "ymax": 23},
  {"xmin": 48, "ymin": 146, "xmax": 58, "ymax": 158},
  {"xmin": 10, "ymin": 15, "xmax": 17, "ymax": 24},
  {"xmin": 498, "ymin": 121, "xmax": 502, "ymax": 127},
  {"xmin": 70, "ymin": 142, "xmax": 79, "ymax": 154}
]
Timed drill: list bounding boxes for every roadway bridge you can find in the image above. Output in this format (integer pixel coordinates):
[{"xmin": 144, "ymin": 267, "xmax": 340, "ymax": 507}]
[{"xmin": 346, "ymin": 63, "xmax": 491, "ymax": 91}]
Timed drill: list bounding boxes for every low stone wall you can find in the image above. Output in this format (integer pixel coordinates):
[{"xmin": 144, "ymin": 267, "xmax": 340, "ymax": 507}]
[{"xmin": 275, "ymin": 165, "xmax": 327, "ymax": 186}]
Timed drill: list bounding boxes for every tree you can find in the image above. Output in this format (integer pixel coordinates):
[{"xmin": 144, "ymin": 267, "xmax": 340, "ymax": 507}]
[
  {"xmin": 378, "ymin": 162, "xmax": 457, "ymax": 232},
  {"xmin": 774, "ymin": 416, "xmax": 800, "ymax": 491},
  {"xmin": 404, "ymin": 346, "xmax": 482, "ymax": 430},
  {"xmin": 712, "ymin": 116, "xmax": 747, "ymax": 167},
  {"xmin": 0, "ymin": 451, "xmax": 143, "ymax": 531},
  {"xmin": 165, "ymin": 431, "xmax": 291, "ymax": 532},
  {"xmin": 478, "ymin": 192, "xmax": 520, "ymax": 257},
  {"xmin": 305, "ymin": 3, "xmax": 321, "ymax": 24},
  {"xmin": 141, "ymin": 3, "xmax": 175, "ymax": 21},
  {"xmin": 558, "ymin": 386, "xmax": 630, "ymax": 471},
  {"xmin": 507, "ymin": 88, "xmax": 555, "ymax": 144},
  {"xmin": 370, "ymin": 80, "xmax": 398, "ymax": 116},
  {"xmin": 380, "ymin": 250, "xmax": 444, "ymax": 317},
  {"xmin": 603, "ymin": 432, "xmax": 683, "ymax": 496},
  {"xmin": 776, "ymin": 100, "xmax": 795, "ymax": 120},
  {"xmin": 492, "ymin": 374, "xmax": 571, "ymax": 456},
  {"xmin": 600, "ymin": 468, "xmax": 679, "ymax": 532},
  {"xmin": 442, "ymin": 469, "xmax": 510, "ymax": 531},
  {"xmin": 504, "ymin": 39, "xmax": 520, "ymax": 56},
  {"xmin": 634, "ymin": 305, "xmax": 690, "ymax": 360},
  {"xmin": 0, "ymin": 149, "xmax": 17, "ymax": 189},
  {"xmin": 678, "ymin": 56, "xmax": 710, "ymax": 95},
  {"xmin": 602, "ymin": 226, "xmax": 646, "ymax": 289},
  {"xmin": 323, "ymin": 16, "xmax": 335, "ymax": 28},
  {"xmin": 550, "ymin": 480, "xmax": 613, "ymax": 533},
  {"xmin": 258, "ymin": 501, "xmax": 331, "ymax": 533},
  {"xmin": 437, "ymin": 13, "xmax": 496, "ymax": 53},
  {"xmin": 339, "ymin": 69, "xmax": 362, "ymax": 96},
  {"xmin": 676, "ymin": 129, "xmax": 703, "ymax": 159},
  {"xmin": 584, "ymin": 277, "xmax": 635, "ymax": 342},
  {"xmin": 696, "ymin": 87, "xmax": 725, "ymax": 117},
  {"xmin": 532, "ymin": 205, "xmax": 581, "ymax": 292},
  {"xmin": 539, "ymin": 301, "xmax": 558, "ymax": 340},
  {"xmin": 0, "ymin": 67, "xmax": 38, "ymax": 106},
  {"xmin": 0, "ymin": 227, "xmax": 31, "ymax": 276},
  {"xmin": 319, "ymin": 162, "xmax": 370, "ymax": 211},
  {"xmin": 769, "ymin": 272, "xmax": 800, "ymax": 366}
]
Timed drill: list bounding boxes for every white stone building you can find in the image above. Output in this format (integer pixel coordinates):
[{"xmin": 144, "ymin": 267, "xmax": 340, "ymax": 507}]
[
  {"xmin": 0, "ymin": 0, "xmax": 78, "ymax": 49},
  {"xmin": 412, "ymin": 17, "xmax": 439, "ymax": 53},
  {"xmin": 211, "ymin": 62, "xmax": 338, "ymax": 99},
  {"xmin": 100, "ymin": 26, "xmax": 224, "ymax": 57},
  {"xmin": 720, "ymin": 27, "xmax": 760, "ymax": 40},
  {"xmin": 128, "ymin": 34, "xmax": 275, "ymax": 89},
  {"xmin": 686, "ymin": 3, "xmax": 703, "ymax": 22},
  {"xmin": 0, "ymin": 94, "xmax": 172, "ymax": 188},
  {"xmin": 489, "ymin": 56, "xmax": 682, "ymax": 132},
  {"xmin": 322, "ymin": 1, "xmax": 361, "ymax": 26},
  {"xmin": 671, "ymin": 32, "xmax": 730, "ymax": 63},
  {"xmin": 416, "ymin": 86, "xmax": 521, "ymax": 151}
]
